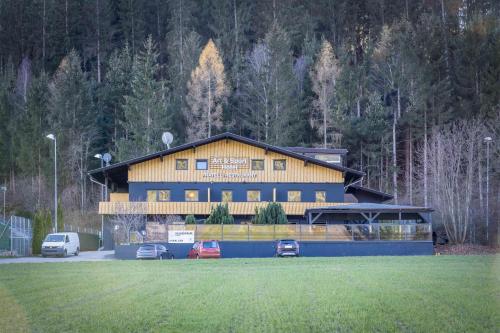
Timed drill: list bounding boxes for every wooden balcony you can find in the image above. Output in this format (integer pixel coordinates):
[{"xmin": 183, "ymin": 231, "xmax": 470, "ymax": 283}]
[{"xmin": 98, "ymin": 201, "xmax": 345, "ymax": 216}]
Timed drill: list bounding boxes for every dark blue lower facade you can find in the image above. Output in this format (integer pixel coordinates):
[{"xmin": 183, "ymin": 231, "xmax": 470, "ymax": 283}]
[
  {"xmin": 129, "ymin": 182, "xmax": 344, "ymax": 205},
  {"xmin": 115, "ymin": 241, "xmax": 433, "ymax": 259}
]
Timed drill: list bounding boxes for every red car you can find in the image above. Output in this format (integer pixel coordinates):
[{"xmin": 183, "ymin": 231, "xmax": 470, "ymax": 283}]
[{"xmin": 188, "ymin": 240, "xmax": 221, "ymax": 259}]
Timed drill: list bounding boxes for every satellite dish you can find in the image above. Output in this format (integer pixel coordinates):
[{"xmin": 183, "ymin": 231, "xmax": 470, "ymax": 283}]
[
  {"xmin": 102, "ymin": 153, "xmax": 112, "ymax": 166},
  {"xmin": 162, "ymin": 132, "xmax": 174, "ymax": 149}
]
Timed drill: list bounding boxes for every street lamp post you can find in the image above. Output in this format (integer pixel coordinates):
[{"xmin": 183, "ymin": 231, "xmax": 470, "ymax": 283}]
[
  {"xmin": 94, "ymin": 154, "xmax": 105, "ymax": 248},
  {"xmin": 46, "ymin": 134, "xmax": 57, "ymax": 233},
  {"xmin": 0, "ymin": 186, "xmax": 6, "ymax": 222},
  {"xmin": 484, "ymin": 136, "xmax": 492, "ymax": 243}
]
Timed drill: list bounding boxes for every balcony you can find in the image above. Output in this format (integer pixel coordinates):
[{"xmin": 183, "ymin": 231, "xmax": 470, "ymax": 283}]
[{"xmin": 98, "ymin": 201, "xmax": 345, "ymax": 216}]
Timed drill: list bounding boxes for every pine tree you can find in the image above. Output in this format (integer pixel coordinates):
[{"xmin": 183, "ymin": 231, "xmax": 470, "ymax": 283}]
[
  {"xmin": 185, "ymin": 39, "xmax": 229, "ymax": 140},
  {"xmin": 118, "ymin": 36, "xmax": 169, "ymax": 160}
]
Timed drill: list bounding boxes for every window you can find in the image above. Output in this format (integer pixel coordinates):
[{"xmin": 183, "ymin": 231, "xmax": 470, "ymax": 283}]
[
  {"xmin": 147, "ymin": 190, "xmax": 157, "ymax": 202},
  {"xmin": 158, "ymin": 190, "xmax": 171, "ymax": 202},
  {"xmin": 287, "ymin": 191, "xmax": 301, "ymax": 202},
  {"xmin": 315, "ymin": 191, "xmax": 326, "ymax": 203},
  {"xmin": 221, "ymin": 190, "xmax": 233, "ymax": 202},
  {"xmin": 185, "ymin": 190, "xmax": 199, "ymax": 202},
  {"xmin": 251, "ymin": 159, "xmax": 265, "ymax": 170},
  {"xmin": 196, "ymin": 159, "xmax": 208, "ymax": 170},
  {"xmin": 247, "ymin": 190, "xmax": 261, "ymax": 202},
  {"xmin": 176, "ymin": 159, "xmax": 188, "ymax": 170},
  {"xmin": 273, "ymin": 159, "xmax": 286, "ymax": 170}
]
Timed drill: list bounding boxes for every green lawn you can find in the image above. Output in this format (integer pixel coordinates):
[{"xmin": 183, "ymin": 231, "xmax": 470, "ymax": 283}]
[{"xmin": 0, "ymin": 256, "xmax": 498, "ymax": 333}]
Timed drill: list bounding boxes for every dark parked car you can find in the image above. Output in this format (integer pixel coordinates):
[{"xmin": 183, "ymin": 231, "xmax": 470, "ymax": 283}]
[
  {"xmin": 187, "ymin": 240, "xmax": 221, "ymax": 259},
  {"xmin": 276, "ymin": 239, "xmax": 300, "ymax": 257},
  {"xmin": 136, "ymin": 244, "xmax": 174, "ymax": 260}
]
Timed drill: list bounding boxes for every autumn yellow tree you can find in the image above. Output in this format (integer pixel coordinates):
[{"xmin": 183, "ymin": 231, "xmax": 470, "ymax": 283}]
[
  {"xmin": 185, "ymin": 39, "xmax": 229, "ymax": 140},
  {"xmin": 310, "ymin": 39, "xmax": 340, "ymax": 147}
]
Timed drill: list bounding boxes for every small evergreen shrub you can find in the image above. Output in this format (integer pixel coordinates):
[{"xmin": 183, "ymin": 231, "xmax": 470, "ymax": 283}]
[
  {"xmin": 205, "ymin": 204, "xmax": 234, "ymax": 224},
  {"xmin": 252, "ymin": 203, "xmax": 288, "ymax": 224},
  {"xmin": 185, "ymin": 214, "xmax": 196, "ymax": 224}
]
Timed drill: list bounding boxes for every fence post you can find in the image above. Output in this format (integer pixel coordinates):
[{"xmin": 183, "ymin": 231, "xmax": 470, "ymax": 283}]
[
  {"xmin": 10, "ymin": 217, "xmax": 13, "ymax": 254},
  {"xmin": 273, "ymin": 224, "xmax": 276, "ymax": 240},
  {"xmin": 247, "ymin": 224, "xmax": 250, "ymax": 241},
  {"xmin": 221, "ymin": 224, "xmax": 224, "ymax": 241}
]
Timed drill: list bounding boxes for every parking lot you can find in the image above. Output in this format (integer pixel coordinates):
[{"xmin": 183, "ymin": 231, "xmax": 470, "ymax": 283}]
[{"xmin": 0, "ymin": 251, "xmax": 115, "ymax": 264}]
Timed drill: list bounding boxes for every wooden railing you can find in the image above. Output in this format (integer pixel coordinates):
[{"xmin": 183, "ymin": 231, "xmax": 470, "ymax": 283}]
[{"xmin": 99, "ymin": 201, "xmax": 345, "ymax": 216}]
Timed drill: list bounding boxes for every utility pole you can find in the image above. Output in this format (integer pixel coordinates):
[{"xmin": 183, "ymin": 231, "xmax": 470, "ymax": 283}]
[
  {"xmin": 46, "ymin": 134, "xmax": 58, "ymax": 233},
  {"xmin": 484, "ymin": 136, "xmax": 492, "ymax": 243}
]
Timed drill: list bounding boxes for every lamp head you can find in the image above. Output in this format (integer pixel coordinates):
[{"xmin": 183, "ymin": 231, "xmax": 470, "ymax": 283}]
[
  {"xmin": 484, "ymin": 136, "xmax": 492, "ymax": 143},
  {"xmin": 46, "ymin": 134, "xmax": 55, "ymax": 141},
  {"xmin": 94, "ymin": 154, "xmax": 103, "ymax": 159},
  {"xmin": 0, "ymin": 186, "xmax": 6, "ymax": 192}
]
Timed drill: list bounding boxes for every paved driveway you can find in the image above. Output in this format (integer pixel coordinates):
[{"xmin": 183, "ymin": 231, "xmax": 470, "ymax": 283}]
[{"xmin": 0, "ymin": 251, "xmax": 115, "ymax": 264}]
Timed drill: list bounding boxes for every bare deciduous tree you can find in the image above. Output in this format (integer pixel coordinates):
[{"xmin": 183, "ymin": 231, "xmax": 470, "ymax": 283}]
[
  {"xmin": 110, "ymin": 203, "xmax": 145, "ymax": 244},
  {"xmin": 310, "ymin": 39, "xmax": 339, "ymax": 148},
  {"xmin": 418, "ymin": 119, "xmax": 487, "ymax": 244}
]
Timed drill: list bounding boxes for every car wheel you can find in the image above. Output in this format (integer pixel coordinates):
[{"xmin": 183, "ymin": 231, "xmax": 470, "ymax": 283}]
[
  {"xmin": 169, "ymin": 253, "xmax": 174, "ymax": 260},
  {"xmin": 159, "ymin": 254, "xmax": 163, "ymax": 260},
  {"xmin": 196, "ymin": 254, "xmax": 200, "ymax": 259},
  {"xmin": 62, "ymin": 249, "xmax": 67, "ymax": 258},
  {"xmin": 75, "ymin": 248, "xmax": 79, "ymax": 256},
  {"xmin": 42, "ymin": 254, "xmax": 46, "ymax": 258}
]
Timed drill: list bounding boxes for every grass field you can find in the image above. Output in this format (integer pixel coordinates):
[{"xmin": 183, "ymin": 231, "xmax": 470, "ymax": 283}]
[{"xmin": 0, "ymin": 256, "xmax": 498, "ymax": 333}]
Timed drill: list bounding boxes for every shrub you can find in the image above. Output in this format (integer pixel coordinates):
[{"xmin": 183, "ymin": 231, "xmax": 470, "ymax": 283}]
[
  {"xmin": 57, "ymin": 200, "xmax": 64, "ymax": 232},
  {"xmin": 205, "ymin": 204, "xmax": 234, "ymax": 224},
  {"xmin": 185, "ymin": 214, "xmax": 196, "ymax": 224},
  {"xmin": 252, "ymin": 203, "xmax": 288, "ymax": 224},
  {"xmin": 32, "ymin": 209, "xmax": 52, "ymax": 255}
]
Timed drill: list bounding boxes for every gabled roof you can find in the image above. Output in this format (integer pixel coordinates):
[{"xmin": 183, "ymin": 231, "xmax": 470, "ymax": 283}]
[{"xmin": 88, "ymin": 132, "xmax": 364, "ymax": 186}]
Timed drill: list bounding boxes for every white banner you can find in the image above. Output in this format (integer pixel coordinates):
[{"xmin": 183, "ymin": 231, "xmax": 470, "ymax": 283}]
[{"xmin": 168, "ymin": 230, "xmax": 195, "ymax": 243}]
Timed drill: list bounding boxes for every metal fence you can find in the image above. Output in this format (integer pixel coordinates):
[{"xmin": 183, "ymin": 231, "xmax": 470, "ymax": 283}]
[
  {"xmin": 64, "ymin": 224, "xmax": 100, "ymax": 236},
  {"xmin": 145, "ymin": 223, "xmax": 432, "ymax": 242},
  {"xmin": 0, "ymin": 216, "xmax": 32, "ymax": 256}
]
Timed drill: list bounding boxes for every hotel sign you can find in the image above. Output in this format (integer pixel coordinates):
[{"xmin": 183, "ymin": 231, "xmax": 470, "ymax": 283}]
[
  {"xmin": 168, "ymin": 230, "xmax": 195, "ymax": 243},
  {"xmin": 204, "ymin": 156, "xmax": 256, "ymax": 178},
  {"xmin": 209, "ymin": 156, "xmax": 249, "ymax": 170}
]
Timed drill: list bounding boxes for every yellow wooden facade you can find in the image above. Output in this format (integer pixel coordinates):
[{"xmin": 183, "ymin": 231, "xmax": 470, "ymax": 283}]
[
  {"xmin": 128, "ymin": 139, "xmax": 344, "ymax": 183},
  {"xmin": 99, "ymin": 138, "xmax": 346, "ymax": 216}
]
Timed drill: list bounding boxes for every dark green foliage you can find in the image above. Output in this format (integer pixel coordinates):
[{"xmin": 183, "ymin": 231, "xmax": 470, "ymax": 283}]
[
  {"xmin": 32, "ymin": 210, "xmax": 52, "ymax": 255},
  {"xmin": 185, "ymin": 215, "xmax": 196, "ymax": 224},
  {"xmin": 252, "ymin": 203, "xmax": 288, "ymax": 225},
  {"xmin": 205, "ymin": 204, "xmax": 234, "ymax": 224},
  {"xmin": 57, "ymin": 200, "xmax": 64, "ymax": 233}
]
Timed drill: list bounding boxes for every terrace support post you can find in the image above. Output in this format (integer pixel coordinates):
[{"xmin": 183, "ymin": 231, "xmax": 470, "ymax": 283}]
[
  {"xmin": 247, "ymin": 224, "xmax": 250, "ymax": 241},
  {"xmin": 273, "ymin": 224, "xmax": 276, "ymax": 240},
  {"xmin": 221, "ymin": 223, "xmax": 224, "ymax": 241}
]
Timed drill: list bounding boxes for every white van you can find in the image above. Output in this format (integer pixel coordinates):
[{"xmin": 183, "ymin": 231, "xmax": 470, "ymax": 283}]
[{"xmin": 41, "ymin": 232, "xmax": 80, "ymax": 257}]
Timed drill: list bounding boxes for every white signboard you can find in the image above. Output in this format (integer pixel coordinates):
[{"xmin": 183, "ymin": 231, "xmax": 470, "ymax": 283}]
[{"xmin": 168, "ymin": 230, "xmax": 195, "ymax": 243}]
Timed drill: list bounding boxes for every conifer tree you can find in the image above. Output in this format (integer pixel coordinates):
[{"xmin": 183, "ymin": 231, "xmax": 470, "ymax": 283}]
[
  {"xmin": 118, "ymin": 36, "xmax": 169, "ymax": 159},
  {"xmin": 186, "ymin": 39, "xmax": 229, "ymax": 140}
]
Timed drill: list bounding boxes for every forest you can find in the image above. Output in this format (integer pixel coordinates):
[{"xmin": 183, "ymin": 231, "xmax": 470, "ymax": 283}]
[{"xmin": 0, "ymin": 0, "xmax": 498, "ymax": 244}]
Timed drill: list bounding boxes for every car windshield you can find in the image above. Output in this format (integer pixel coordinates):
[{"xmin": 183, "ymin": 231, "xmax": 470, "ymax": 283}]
[
  {"xmin": 44, "ymin": 235, "xmax": 65, "ymax": 242},
  {"xmin": 279, "ymin": 240, "xmax": 296, "ymax": 244},
  {"xmin": 202, "ymin": 241, "xmax": 218, "ymax": 248},
  {"xmin": 139, "ymin": 245, "xmax": 155, "ymax": 251}
]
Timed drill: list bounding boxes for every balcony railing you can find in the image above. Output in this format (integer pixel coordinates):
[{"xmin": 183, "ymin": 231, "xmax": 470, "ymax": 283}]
[
  {"xmin": 144, "ymin": 223, "xmax": 432, "ymax": 242},
  {"xmin": 99, "ymin": 201, "xmax": 346, "ymax": 216}
]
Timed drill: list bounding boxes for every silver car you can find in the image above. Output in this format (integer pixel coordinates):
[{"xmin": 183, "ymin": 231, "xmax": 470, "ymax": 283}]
[{"xmin": 136, "ymin": 244, "xmax": 174, "ymax": 260}]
